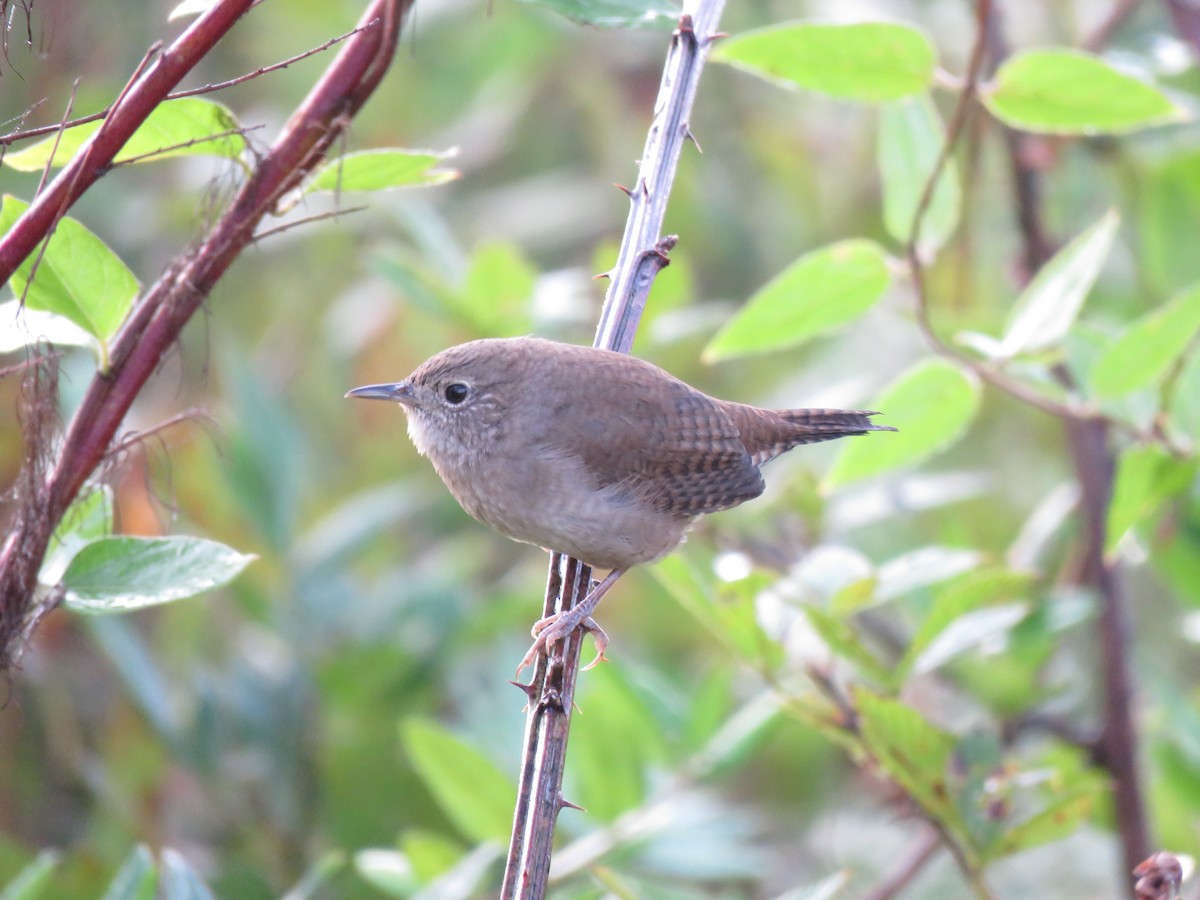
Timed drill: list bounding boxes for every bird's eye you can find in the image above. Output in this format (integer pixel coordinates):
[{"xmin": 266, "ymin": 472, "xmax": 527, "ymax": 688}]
[{"xmin": 444, "ymin": 382, "xmax": 470, "ymax": 404}]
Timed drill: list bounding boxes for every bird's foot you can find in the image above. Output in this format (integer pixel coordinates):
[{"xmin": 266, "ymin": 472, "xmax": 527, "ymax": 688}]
[
  {"xmin": 515, "ymin": 613, "xmax": 609, "ymax": 677},
  {"xmin": 513, "ymin": 567, "xmax": 625, "ymax": 678}
]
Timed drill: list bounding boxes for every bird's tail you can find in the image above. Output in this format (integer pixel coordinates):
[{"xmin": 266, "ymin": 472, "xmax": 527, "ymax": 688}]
[{"xmin": 724, "ymin": 404, "xmax": 897, "ymax": 467}]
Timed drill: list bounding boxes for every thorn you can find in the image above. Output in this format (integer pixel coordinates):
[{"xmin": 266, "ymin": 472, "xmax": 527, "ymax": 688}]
[
  {"xmin": 613, "ymin": 182, "xmax": 633, "ymax": 198},
  {"xmin": 683, "ymin": 124, "xmax": 703, "ymax": 154},
  {"xmin": 508, "ymin": 679, "xmax": 538, "ymax": 701},
  {"xmin": 675, "ymin": 13, "xmax": 695, "ymax": 38},
  {"xmin": 592, "ymin": 270, "xmax": 612, "ymax": 281},
  {"xmin": 704, "ymin": 30, "xmax": 729, "ymax": 46},
  {"xmin": 640, "ymin": 179, "xmax": 650, "ymax": 199},
  {"xmin": 558, "ymin": 794, "xmax": 586, "ymax": 812}
]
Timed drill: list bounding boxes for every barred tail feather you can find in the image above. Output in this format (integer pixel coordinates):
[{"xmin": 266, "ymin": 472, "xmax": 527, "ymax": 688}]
[{"xmin": 723, "ymin": 403, "xmax": 896, "ymax": 467}]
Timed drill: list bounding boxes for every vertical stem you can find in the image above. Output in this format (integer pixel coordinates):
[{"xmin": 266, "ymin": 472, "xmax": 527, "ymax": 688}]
[
  {"xmin": 501, "ymin": 556, "xmax": 590, "ymax": 898},
  {"xmin": 501, "ymin": 1, "xmax": 727, "ymax": 896}
]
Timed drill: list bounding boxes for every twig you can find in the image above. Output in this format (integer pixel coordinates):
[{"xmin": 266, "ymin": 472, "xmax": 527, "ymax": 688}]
[
  {"xmin": 14, "ymin": 81, "xmax": 80, "ymax": 310},
  {"xmin": 0, "ymin": 23, "xmax": 372, "ymax": 148},
  {"xmin": 108, "ymin": 124, "xmax": 264, "ymax": 167},
  {"xmin": 903, "ymin": 0, "xmax": 1098, "ymax": 423},
  {"xmin": 500, "ymin": 2, "xmax": 727, "ymax": 896},
  {"xmin": 251, "ymin": 205, "xmax": 368, "ymax": 242},
  {"xmin": 107, "ymin": 407, "xmax": 218, "ymax": 458},
  {"xmin": 803, "ymin": 668, "xmax": 995, "ymax": 898},
  {"xmin": 1081, "ymin": 0, "xmax": 1143, "ymax": 52},
  {"xmin": 864, "ymin": 831, "xmax": 942, "ymax": 900},
  {"xmin": 0, "ymin": 351, "xmax": 64, "ymax": 380},
  {"xmin": 0, "ymin": 0, "xmax": 255, "ymax": 282}
]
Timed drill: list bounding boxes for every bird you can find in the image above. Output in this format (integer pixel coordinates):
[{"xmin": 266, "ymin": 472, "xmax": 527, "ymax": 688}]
[{"xmin": 346, "ymin": 336, "xmax": 894, "ymax": 674}]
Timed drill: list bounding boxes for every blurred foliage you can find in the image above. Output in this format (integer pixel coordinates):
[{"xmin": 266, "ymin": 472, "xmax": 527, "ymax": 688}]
[{"xmin": 3, "ymin": 0, "xmax": 1200, "ymax": 897}]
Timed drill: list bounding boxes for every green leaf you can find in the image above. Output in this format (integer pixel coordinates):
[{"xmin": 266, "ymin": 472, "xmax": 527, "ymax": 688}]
[
  {"xmin": 570, "ymin": 665, "xmax": 661, "ymax": 821},
  {"xmin": 1091, "ymin": 281, "xmax": 1200, "ymax": 397},
  {"xmin": 168, "ymin": 0, "xmax": 217, "ymax": 21},
  {"xmin": 826, "ymin": 359, "xmax": 978, "ymax": 487},
  {"xmin": 41, "ymin": 485, "xmax": 113, "ymax": 584},
  {"xmin": 714, "ymin": 21, "xmax": 936, "ymax": 102},
  {"xmin": 901, "ymin": 569, "xmax": 1034, "ymax": 677},
  {"xmin": 61, "ymin": 536, "xmax": 257, "ymax": 614},
  {"xmin": 100, "ymin": 845, "xmax": 156, "ymax": 900},
  {"xmin": 0, "ymin": 195, "xmax": 138, "ymax": 359},
  {"xmin": 0, "ymin": 850, "xmax": 60, "ymax": 900},
  {"xmin": 1106, "ymin": 444, "xmax": 1197, "ymax": 557},
  {"xmin": 280, "ymin": 851, "xmax": 346, "ymax": 900},
  {"xmin": 306, "ymin": 149, "xmax": 458, "ymax": 194},
  {"xmin": 685, "ymin": 666, "xmax": 734, "ymax": 750},
  {"xmin": 691, "ymin": 691, "xmax": 783, "ymax": 779},
  {"xmin": 776, "ymin": 870, "xmax": 852, "ymax": 900},
  {"xmin": 453, "ymin": 241, "xmax": 537, "ymax": 335},
  {"xmin": 158, "ymin": 849, "xmax": 216, "ymax": 900},
  {"xmin": 1140, "ymin": 152, "xmax": 1200, "ymax": 295},
  {"xmin": 804, "ymin": 605, "xmax": 894, "ymax": 687},
  {"xmin": 0, "ymin": 300, "xmax": 96, "ymax": 353},
  {"xmin": 704, "ymin": 239, "xmax": 890, "ymax": 361},
  {"xmin": 828, "ymin": 576, "xmax": 877, "ymax": 615},
  {"xmin": 3, "ymin": 98, "xmax": 246, "ymax": 171},
  {"xmin": 353, "ymin": 850, "xmax": 417, "ymax": 898},
  {"xmin": 878, "ymin": 94, "xmax": 961, "ymax": 255},
  {"xmin": 989, "ymin": 792, "xmax": 1094, "ymax": 858},
  {"xmin": 984, "ymin": 50, "xmax": 1182, "ymax": 135},
  {"xmin": 85, "ymin": 617, "xmax": 181, "ymax": 740},
  {"xmin": 653, "ymin": 555, "xmax": 783, "ymax": 669},
  {"xmin": 401, "ymin": 718, "xmax": 514, "ymax": 843},
  {"xmin": 876, "ymin": 546, "xmax": 984, "ymax": 602},
  {"xmin": 399, "ymin": 831, "xmax": 462, "ymax": 884},
  {"xmin": 998, "ymin": 209, "xmax": 1120, "ymax": 357},
  {"xmin": 514, "ymin": 0, "xmax": 678, "ymax": 29},
  {"xmin": 854, "ymin": 690, "xmax": 961, "ymax": 827},
  {"xmin": 948, "ymin": 731, "xmax": 1006, "ymax": 850}
]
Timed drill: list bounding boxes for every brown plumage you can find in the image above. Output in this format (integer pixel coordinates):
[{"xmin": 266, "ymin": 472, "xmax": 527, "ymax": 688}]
[{"xmin": 347, "ymin": 336, "xmax": 894, "ymax": 670}]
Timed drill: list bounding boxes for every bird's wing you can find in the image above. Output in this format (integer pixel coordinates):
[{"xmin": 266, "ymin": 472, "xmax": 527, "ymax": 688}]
[{"xmin": 540, "ymin": 353, "xmax": 765, "ymax": 518}]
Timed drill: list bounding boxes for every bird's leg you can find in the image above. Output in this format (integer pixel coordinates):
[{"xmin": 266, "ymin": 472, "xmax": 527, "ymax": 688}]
[{"xmin": 516, "ymin": 568, "xmax": 626, "ymax": 676}]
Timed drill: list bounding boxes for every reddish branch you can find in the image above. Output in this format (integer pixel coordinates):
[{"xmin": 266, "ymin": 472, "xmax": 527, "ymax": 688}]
[
  {"xmin": 0, "ymin": 0, "xmax": 412, "ymax": 669},
  {"xmin": 0, "ymin": 0, "xmax": 257, "ymax": 280},
  {"xmin": 982, "ymin": 3, "xmax": 1150, "ymax": 880},
  {"xmin": 0, "ymin": 24, "xmax": 369, "ymax": 148},
  {"xmin": 906, "ymin": 0, "xmax": 1150, "ymax": 884}
]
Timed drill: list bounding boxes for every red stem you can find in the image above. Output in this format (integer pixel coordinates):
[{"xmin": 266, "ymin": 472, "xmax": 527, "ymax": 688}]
[
  {"xmin": 0, "ymin": 0, "xmax": 256, "ymax": 282},
  {"xmin": 0, "ymin": 0, "xmax": 411, "ymax": 667}
]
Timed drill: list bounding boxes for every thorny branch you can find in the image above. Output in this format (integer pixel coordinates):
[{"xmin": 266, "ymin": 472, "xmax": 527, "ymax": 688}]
[
  {"xmin": 500, "ymin": 2, "xmax": 727, "ymax": 897},
  {"xmin": 0, "ymin": 0, "xmax": 413, "ymax": 669}
]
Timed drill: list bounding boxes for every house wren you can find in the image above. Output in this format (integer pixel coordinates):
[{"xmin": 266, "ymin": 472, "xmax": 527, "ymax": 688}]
[{"xmin": 347, "ymin": 336, "xmax": 894, "ymax": 673}]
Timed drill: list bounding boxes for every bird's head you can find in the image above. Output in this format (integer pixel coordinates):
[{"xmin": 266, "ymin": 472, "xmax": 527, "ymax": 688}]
[{"xmin": 345, "ymin": 339, "xmax": 519, "ymax": 463}]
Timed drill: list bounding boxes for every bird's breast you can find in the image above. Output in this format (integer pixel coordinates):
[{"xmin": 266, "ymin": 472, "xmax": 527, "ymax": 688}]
[{"xmin": 433, "ymin": 444, "xmax": 687, "ymax": 571}]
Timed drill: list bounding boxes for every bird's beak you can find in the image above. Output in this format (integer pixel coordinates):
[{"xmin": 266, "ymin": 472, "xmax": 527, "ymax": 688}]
[{"xmin": 345, "ymin": 382, "xmax": 416, "ymax": 404}]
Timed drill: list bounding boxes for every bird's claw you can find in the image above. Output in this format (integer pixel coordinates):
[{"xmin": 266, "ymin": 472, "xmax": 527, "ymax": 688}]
[{"xmin": 515, "ymin": 614, "xmax": 609, "ymax": 678}]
